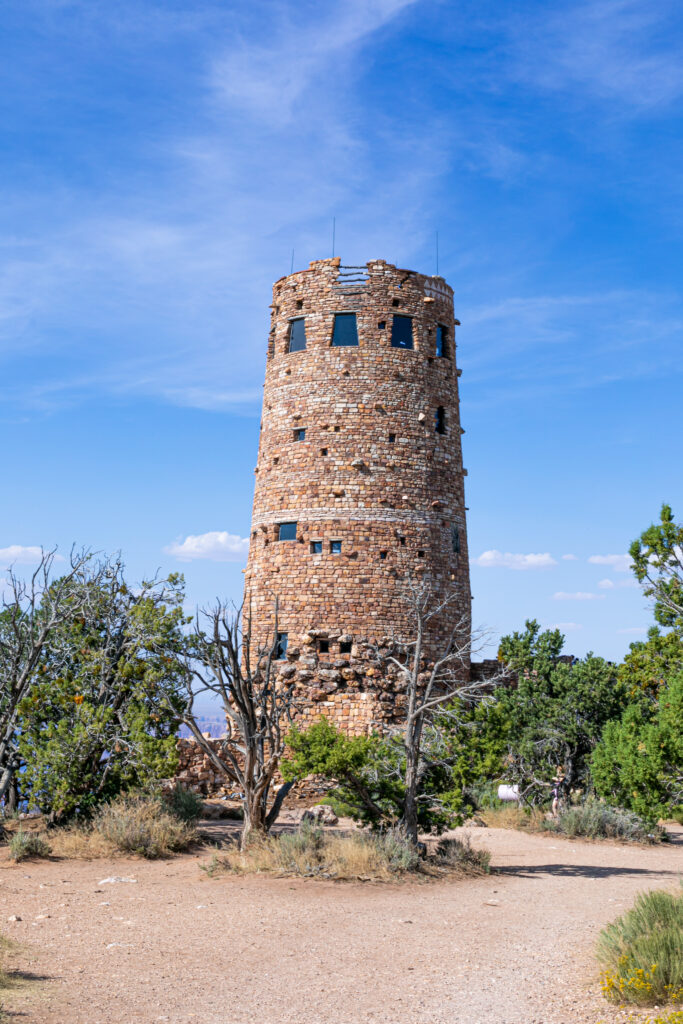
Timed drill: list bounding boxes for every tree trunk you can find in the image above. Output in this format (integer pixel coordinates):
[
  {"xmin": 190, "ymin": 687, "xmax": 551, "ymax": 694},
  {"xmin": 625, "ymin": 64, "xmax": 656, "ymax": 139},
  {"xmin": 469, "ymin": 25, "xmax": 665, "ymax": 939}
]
[
  {"xmin": 402, "ymin": 749, "xmax": 420, "ymax": 846},
  {"xmin": 240, "ymin": 794, "xmax": 269, "ymax": 851}
]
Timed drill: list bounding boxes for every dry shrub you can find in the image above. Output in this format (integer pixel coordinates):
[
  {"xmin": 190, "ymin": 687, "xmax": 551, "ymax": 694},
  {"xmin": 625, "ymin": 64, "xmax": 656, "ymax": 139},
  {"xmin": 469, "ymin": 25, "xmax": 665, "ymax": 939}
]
[
  {"xmin": 597, "ymin": 887, "xmax": 683, "ymax": 1006},
  {"xmin": 204, "ymin": 822, "xmax": 420, "ymax": 880},
  {"xmin": 544, "ymin": 799, "xmax": 664, "ymax": 844},
  {"xmin": 436, "ymin": 836, "xmax": 491, "ymax": 875},
  {"xmin": 92, "ymin": 794, "xmax": 197, "ymax": 858},
  {"xmin": 8, "ymin": 831, "xmax": 51, "ymax": 862},
  {"xmin": 49, "ymin": 825, "xmax": 115, "ymax": 860},
  {"xmin": 479, "ymin": 805, "xmax": 544, "ymax": 831}
]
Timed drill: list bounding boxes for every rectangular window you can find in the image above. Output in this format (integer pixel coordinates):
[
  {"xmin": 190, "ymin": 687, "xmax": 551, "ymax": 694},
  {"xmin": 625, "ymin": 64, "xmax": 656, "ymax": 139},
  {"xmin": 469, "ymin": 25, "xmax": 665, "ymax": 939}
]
[
  {"xmin": 451, "ymin": 525, "xmax": 460, "ymax": 554},
  {"xmin": 288, "ymin": 318, "xmax": 306, "ymax": 352},
  {"xmin": 378, "ymin": 320, "xmax": 386, "ymax": 330},
  {"xmin": 391, "ymin": 315, "xmax": 413, "ymax": 349},
  {"xmin": 435, "ymin": 406, "xmax": 446, "ymax": 434},
  {"xmin": 294, "ymin": 428, "xmax": 306, "ymax": 441},
  {"xmin": 379, "ymin": 550, "xmax": 388, "ymax": 560},
  {"xmin": 388, "ymin": 433, "xmax": 396, "ymax": 443},
  {"xmin": 332, "ymin": 312, "xmax": 359, "ymax": 347},
  {"xmin": 330, "ymin": 540, "xmax": 342, "ymax": 553},
  {"xmin": 320, "ymin": 447, "xmax": 328, "ymax": 456},
  {"xmin": 275, "ymin": 632, "xmax": 288, "ymax": 659},
  {"xmin": 436, "ymin": 324, "xmax": 448, "ymax": 358},
  {"xmin": 310, "ymin": 541, "xmax": 322, "ymax": 554},
  {"xmin": 318, "ymin": 639, "xmax": 329, "ymax": 654},
  {"xmin": 339, "ymin": 641, "xmax": 352, "ymax": 654},
  {"xmin": 278, "ymin": 522, "xmax": 297, "ymax": 541},
  {"xmin": 398, "ymin": 536, "xmax": 406, "ymax": 546}
]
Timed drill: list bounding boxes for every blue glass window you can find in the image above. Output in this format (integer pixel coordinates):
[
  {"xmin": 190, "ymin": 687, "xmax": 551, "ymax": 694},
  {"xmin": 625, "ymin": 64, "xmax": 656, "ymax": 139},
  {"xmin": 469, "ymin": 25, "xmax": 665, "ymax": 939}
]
[
  {"xmin": 278, "ymin": 522, "xmax": 297, "ymax": 541},
  {"xmin": 294, "ymin": 428, "xmax": 306, "ymax": 441},
  {"xmin": 435, "ymin": 406, "xmax": 446, "ymax": 434},
  {"xmin": 275, "ymin": 632, "xmax": 288, "ymax": 658},
  {"xmin": 391, "ymin": 315, "xmax": 413, "ymax": 349},
  {"xmin": 288, "ymin": 318, "xmax": 306, "ymax": 352},
  {"xmin": 332, "ymin": 313, "xmax": 359, "ymax": 347},
  {"xmin": 330, "ymin": 540, "xmax": 342, "ymax": 553},
  {"xmin": 310, "ymin": 541, "xmax": 322, "ymax": 554},
  {"xmin": 436, "ymin": 325, "xmax": 448, "ymax": 358}
]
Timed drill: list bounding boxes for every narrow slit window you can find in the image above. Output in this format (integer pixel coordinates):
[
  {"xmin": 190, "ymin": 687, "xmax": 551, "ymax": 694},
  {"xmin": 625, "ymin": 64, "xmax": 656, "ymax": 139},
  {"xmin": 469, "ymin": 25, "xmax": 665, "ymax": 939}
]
[
  {"xmin": 318, "ymin": 639, "xmax": 329, "ymax": 654},
  {"xmin": 388, "ymin": 432, "xmax": 396, "ymax": 443},
  {"xmin": 435, "ymin": 406, "xmax": 446, "ymax": 434},
  {"xmin": 379, "ymin": 550, "xmax": 388, "ymax": 560},
  {"xmin": 330, "ymin": 540, "xmax": 342, "ymax": 553},
  {"xmin": 288, "ymin": 318, "xmax": 306, "ymax": 352},
  {"xmin": 398, "ymin": 536, "xmax": 406, "ymax": 546},
  {"xmin": 278, "ymin": 522, "xmax": 297, "ymax": 541},
  {"xmin": 310, "ymin": 541, "xmax": 322, "ymax": 554},
  {"xmin": 391, "ymin": 315, "xmax": 413, "ymax": 349},
  {"xmin": 340, "ymin": 641, "xmax": 352, "ymax": 654},
  {"xmin": 320, "ymin": 447, "xmax": 328, "ymax": 456},
  {"xmin": 332, "ymin": 312, "xmax": 359, "ymax": 347},
  {"xmin": 451, "ymin": 525, "xmax": 460, "ymax": 554},
  {"xmin": 436, "ymin": 325, "xmax": 449, "ymax": 358},
  {"xmin": 294, "ymin": 428, "xmax": 306, "ymax": 442},
  {"xmin": 296, "ymin": 299, "xmax": 303, "ymax": 309},
  {"xmin": 275, "ymin": 632, "xmax": 288, "ymax": 659}
]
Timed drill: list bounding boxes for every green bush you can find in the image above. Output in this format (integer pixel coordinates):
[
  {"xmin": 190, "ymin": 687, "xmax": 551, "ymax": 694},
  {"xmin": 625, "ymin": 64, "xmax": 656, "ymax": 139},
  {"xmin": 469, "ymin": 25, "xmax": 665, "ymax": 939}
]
[
  {"xmin": 8, "ymin": 830, "xmax": 51, "ymax": 862},
  {"xmin": 374, "ymin": 826, "xmax": 420, "ymax": 872},
  {"xmin": 164, "ymin": 784, "xmax": 205, "ymax": 823},
  {"xmin": 436, "ymin": 835, "xmax": 491, "ymax": 873},
  {"xmin": 93, "ymin": 794, "xmax": 196, "ymax": 858},
  {"xmin": 542, "ymin": 798, "xmax": 665, "ymax": 843},
  {"xmin": 597, "ymin": 887, "xmax": 683, "ymax": 1005}
]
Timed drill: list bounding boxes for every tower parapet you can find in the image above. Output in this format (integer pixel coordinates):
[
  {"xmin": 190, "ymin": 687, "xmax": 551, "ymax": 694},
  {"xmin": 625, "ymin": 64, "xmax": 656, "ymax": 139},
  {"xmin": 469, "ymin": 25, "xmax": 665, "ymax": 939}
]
[{"xmin": 243, "ymin": 258, "xmax": 471, "ymax": 733}]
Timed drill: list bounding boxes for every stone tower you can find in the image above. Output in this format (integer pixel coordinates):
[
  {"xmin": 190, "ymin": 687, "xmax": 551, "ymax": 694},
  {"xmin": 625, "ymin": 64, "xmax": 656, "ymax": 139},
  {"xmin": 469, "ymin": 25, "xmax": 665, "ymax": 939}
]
[{"xmin": 243, "ymin": 258, "xmax": 471, "ymax": 734}]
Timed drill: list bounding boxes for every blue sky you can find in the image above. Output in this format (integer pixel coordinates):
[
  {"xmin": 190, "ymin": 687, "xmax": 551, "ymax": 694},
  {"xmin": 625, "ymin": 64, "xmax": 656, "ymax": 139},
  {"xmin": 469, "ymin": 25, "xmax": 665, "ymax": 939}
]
[{"xmin": 1, "ymin": 0, "xmax": 682, "ymax": 663}]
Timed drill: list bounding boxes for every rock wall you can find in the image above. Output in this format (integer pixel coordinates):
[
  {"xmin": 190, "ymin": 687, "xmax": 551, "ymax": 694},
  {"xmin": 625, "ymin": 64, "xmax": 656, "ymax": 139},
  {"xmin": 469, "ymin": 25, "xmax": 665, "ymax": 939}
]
[{"xmin": 243, "ymin": 257, "xmax": 471, "ymax": 733}]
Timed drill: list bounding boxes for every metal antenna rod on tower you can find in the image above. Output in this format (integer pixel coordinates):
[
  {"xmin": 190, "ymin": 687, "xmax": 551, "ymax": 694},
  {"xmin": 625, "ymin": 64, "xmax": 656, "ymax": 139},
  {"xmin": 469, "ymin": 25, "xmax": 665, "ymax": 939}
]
[
  {"xmin": 435, "ymin": 231, "xmax": 439, "ymax": 276},
  {"xmin": 332, "ymin": 217, "xmax": 336, "ymax": 258}
]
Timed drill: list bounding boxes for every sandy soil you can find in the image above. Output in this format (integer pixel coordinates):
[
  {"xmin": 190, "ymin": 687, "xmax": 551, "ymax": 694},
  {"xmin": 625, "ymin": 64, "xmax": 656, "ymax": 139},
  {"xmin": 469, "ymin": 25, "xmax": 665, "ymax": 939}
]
[{"xmin": 1, "ymin": 822, "xmax": 681, "ymax": 1024}]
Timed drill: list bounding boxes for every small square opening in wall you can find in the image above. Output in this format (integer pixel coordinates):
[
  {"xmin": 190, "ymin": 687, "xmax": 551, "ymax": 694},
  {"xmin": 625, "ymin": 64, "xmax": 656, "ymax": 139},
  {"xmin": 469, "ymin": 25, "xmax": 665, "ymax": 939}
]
[
  {"xmin": 296, "ymin": 299, "xmax": 303, "ymax": 309},
  {"xmin": 294, "ymin": 428, "xmax": 306, "ymax": 441},
  {"xmin": 418, "ymin": 550, "xmax": 425, "ymax": 557},
  {"xmin": 340, "ymin": 641, "xmax": 352, "ymax": 654},
  {"xmin": 330, "ymin": 540, "xmax": 342, "ymax": 553},
  {"xmin": 278, "ymin": 522, "xmax": 297, "ymax": 541},
  {"xmin": 310, "ymin": 541, "xmax": 322, "ymax": 554},
  {"xmin": 275, "ymin": 632, "xmax": 288, "ymax": 659},
  {"xmin": 318, "ymin": 639, "xmax": 329, "ymax": 654},
  {"xmin": 334, "ymin": 425, "xmax": 340, "ymax": 432},
  {"xmin": 388, "ymin": 433, "xmax": 396, "ymax": 443},
  {"xmin": 320, "ymin": 448, "xmax": 328, "ymax": 456},
  {"xmin": 378, "ymin": 320, "xmax": 386, "ymax": 330},
  {"xmin": 380, "ymin": 550, "xmax": 388, "ymax": 560},
  {"xmin": 398, "ymin": 536, "xmax": 406, "ymax": 546},
  {"xmin": 392, "ymin": 298, "xmax": 400, "ymax": 307}
]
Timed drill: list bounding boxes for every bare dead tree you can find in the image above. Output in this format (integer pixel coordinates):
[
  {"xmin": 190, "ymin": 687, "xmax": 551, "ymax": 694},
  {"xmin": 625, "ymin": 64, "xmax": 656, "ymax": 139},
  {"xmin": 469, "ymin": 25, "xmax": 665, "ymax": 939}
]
[
  {"xmin": 0, "ymin": 548, "xmax": 102, "ymax": 805},
  {"xmin": 376, "ymin": 575, "xmax": 503, "ymax": 845},
  {"xmin": 176, "ymin": 601, "xmax": 301, "ymax": 849}
]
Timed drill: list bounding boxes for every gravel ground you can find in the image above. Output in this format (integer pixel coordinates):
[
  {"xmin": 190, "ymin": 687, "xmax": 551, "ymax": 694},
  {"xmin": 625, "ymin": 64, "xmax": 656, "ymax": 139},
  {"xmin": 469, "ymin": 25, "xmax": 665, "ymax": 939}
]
[{"xmin": 1, "ymin": 822, "xmax": 681, "ymax": 1024}]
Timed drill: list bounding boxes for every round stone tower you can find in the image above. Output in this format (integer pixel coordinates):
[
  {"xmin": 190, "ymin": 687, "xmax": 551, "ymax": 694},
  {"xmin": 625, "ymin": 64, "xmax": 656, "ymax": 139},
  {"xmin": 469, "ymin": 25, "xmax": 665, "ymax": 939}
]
[{"xmin": 243, "ymin": 258, "xmax": 471, "ymax": 733}]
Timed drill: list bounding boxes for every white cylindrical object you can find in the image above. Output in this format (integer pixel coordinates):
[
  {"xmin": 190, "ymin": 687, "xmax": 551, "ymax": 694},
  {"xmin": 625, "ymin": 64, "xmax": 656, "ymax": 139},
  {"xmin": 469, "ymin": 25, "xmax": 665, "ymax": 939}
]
[{"xmin": 497, "ymin": 783, "xmax": 520, "ymax": 803}]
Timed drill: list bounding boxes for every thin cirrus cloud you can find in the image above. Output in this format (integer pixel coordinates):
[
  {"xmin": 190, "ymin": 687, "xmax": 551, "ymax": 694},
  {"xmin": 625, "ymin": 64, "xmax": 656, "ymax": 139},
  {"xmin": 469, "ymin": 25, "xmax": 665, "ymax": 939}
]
[
  {"xmin": 561, "ymin": 553, "xmax": 578, "ymax": 560},
  {"xmin": 598, "ymin": 577, "xmax": 638, "ymax": 590},
  {"xmin": 553, "ymin": 591, "xmax": 606, "ymax": 601},
  {"xmin": 588, "ymin": 553, "xmax": 632, "ymax": 573},
  {"xmin": 164, "ymin": 531, "xmax": 249, "ymax": 563},
  {"xmin": 471, "ymin": 550, "xmax": 557, "ymax": 570},
  {"xmin": 0, "ymin": 544, "xmax": 54, "ymax": 566}
]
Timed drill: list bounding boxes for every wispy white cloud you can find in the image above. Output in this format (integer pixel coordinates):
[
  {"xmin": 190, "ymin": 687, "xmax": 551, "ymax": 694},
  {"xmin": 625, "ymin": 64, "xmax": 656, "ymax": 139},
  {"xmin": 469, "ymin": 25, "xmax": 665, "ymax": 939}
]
[
  {"xmin": 598, "ymin": 576, "xmax": 638, "ymax": 590},
  {"xmin": 472, "ymin": 550, "xmax": 557, "ymax": 570},
  {"xmin": 561, "ymin": 553, "xmax": 578, "ymax": 561},
  {"xmin": 589, "ymin": 553, "xmax": 632, "ymax": 573},
  {"xmin": 550, "ymin": 622, "xmax": 583, "ymax": 631},
  {"xmin": 553, "ymin": 591, "xmax": 606, "ymax": 601},
  {"xmin": 165, "ymin": 531, "xmax": 249, "ymax": 562},
  {"xmin": 510, "ymin": 0, "xmax": 683, "ymax": 112},
  {"xmin": 0, "ymin": 544, "xmax": 58, "ymax": 566}
]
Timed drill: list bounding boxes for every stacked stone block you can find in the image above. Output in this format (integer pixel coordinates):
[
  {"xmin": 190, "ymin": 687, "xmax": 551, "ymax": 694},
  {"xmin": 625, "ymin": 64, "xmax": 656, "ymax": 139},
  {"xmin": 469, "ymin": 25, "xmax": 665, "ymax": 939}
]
[{"xmin": 243, "ymin": 258, "xmax": 471, "ymax": 734}]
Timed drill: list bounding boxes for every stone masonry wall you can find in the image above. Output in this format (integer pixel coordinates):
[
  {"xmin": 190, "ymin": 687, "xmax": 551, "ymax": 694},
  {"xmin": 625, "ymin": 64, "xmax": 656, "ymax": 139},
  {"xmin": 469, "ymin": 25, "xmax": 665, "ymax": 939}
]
[{"xmin": 243, "ymin": 258, "xmax": 471, "ymax": 733}]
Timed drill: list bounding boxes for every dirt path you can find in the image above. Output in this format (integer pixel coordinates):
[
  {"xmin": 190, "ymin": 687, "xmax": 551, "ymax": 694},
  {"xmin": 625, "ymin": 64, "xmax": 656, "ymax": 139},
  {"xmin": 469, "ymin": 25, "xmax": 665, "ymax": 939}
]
[{"xmin": 1, "ymin": 823, "xmax": 681, "ymax": 1024}]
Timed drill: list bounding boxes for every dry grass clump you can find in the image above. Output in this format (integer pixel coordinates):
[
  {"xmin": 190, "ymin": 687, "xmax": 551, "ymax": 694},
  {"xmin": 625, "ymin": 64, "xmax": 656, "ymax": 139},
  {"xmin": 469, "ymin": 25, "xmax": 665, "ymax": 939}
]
[
  {"xmin": 8, "ymin": 831, "xmax": 51, "ymax": 862},
  {"xmin": 435, "ymin": 836, "xmax": 491, "ymax": 874},
  {"xmin": 597, "ymin": 887, "xmax": 683, "ymax": 1006},
  {"xmin": 479, "ymin": 805, "xmax": 544, "ymax": 831},
  {"xmin": 544, "ymin": 798, "xmax": 664, "ymax": 844},
  {"xmin": 92, "ymin": 794, "xmax": 197, "ymax": 858},
  {"xmin": 203, "ymin": 822, "xmax": 421, "ymax": 881},
  {"xmin": 48, "ymin": 824, "xmax": 115, "ymax": 860}
]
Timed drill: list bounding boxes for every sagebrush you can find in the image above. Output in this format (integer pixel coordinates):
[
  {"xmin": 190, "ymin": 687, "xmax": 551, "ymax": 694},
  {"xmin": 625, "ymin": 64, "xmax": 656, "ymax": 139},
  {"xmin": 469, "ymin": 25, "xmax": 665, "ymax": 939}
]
[
  {"xmin": 436, "ymin": 836, "xmax": 491, "ymax": 874},
  {"xmin": 92, "ymin": 794, "xmax": 197, "ymax": 858},
  {"xmin": 597, "ymin": 887, "xmax": 683, "ymax": 1005},
  {"xmin": 8, "ymin": 831, "xmax": 51, "ymax": 862},
  {"xmin": 543, "ymin": 798, "xmax": 664, "ymax": 844}
]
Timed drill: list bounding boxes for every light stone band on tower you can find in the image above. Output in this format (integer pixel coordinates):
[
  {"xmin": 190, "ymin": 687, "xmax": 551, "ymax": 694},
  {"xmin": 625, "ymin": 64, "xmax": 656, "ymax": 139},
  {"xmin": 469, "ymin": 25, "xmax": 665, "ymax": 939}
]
[{"xmin": 243, "ymin": 258, "xmax": 471, "ymax": 734}]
